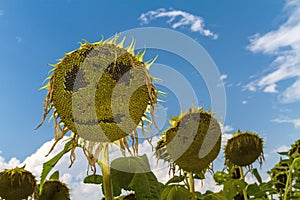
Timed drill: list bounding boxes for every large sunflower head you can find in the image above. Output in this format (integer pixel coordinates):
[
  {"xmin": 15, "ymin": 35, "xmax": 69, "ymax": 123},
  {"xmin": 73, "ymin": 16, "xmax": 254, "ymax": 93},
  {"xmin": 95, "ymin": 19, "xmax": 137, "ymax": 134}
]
[
  {"xmin": 37, "ymin": 35, "xmax": 157, "ymax": 168},
  {"xmin": 225, "ymin": 130, "xmax": 264, "ymax": 167},
  {"xmin": 155, "ymin": 108, "xmax": 222, "ymax": 173}
]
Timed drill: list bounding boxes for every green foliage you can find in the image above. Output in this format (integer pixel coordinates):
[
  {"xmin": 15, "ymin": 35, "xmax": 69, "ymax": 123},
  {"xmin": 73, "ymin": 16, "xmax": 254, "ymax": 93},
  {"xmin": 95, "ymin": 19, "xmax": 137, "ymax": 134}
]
[
  {"xmin": 110, "ymin": 154, "xmax": 160, "ymax": 200},
  {"xmin": 223, "ymin": 179, "xmax": 247, "ymax": 199},
  {"xmin": 84, "ymin": 174, "xmax": 103, "ymax": 185},
  {"xmin": 39, "ymin": 140, "xmax": 73, "ymax": 194},
  {"xmin": 160, "ymin": 185, "xmax": 192, "ymax": 200},
  {"xmin": 49, "ymin": 170, "xmax": 60, "ymax": 181}
]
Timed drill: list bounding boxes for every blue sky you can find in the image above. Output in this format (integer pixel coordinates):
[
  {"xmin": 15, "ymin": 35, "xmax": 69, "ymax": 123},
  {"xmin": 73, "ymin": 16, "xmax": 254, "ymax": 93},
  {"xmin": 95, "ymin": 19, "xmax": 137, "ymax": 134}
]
[{"xmin": 1, "ymin": 0, "xmax": 300, "ymax": 198}]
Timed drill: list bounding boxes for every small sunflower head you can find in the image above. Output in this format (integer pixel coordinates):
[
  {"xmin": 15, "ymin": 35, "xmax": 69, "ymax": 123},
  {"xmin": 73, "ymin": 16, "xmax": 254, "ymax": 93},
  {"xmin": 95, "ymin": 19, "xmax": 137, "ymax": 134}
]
[
  {"xmin": 155, "ymin": 108, "xmax": 222, "ymax": 173},
  {"xmin": 225, "ymin": 131, "xmax": 264, "ymax": 167},
  {"xmin": 37, "ymin": 180, "xmax": 70, "ymax": 200},
  {"xmin": 0, "ymin": 167, "xmax": 36, "ymax": 200}
]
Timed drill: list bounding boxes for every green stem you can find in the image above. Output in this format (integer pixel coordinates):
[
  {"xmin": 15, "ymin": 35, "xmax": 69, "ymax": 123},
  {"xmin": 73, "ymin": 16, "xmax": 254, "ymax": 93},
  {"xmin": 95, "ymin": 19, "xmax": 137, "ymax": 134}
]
[
  {"xmin": 283, "ymin": 157, "xmax": 300, "ymax": 200},
  {"xmin": 189, "ymin": 172, "xmax": 196, "ymax": 200},
  {"xmin": 239, "ymin": 167, "xmax": 248, "ymax": 200},
  {"xmin": 98, "ymin": 143, "xmax": 113, "ymax": 200}
]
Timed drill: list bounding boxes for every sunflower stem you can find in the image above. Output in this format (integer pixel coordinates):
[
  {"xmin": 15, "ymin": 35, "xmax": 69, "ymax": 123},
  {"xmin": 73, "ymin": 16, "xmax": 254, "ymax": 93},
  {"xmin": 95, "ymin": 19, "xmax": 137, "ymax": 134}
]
[
  {"xmin": 239, "ymin": 167, "xmax": 248, "ymax": 200},
  {"xmin": 188, "ymin": 172, "xmax": 196, "ymax": 200},
  {"xmin": 99, "ymin": 143, "xmax": 113, "ymax": 200},
  {"xmin": 283, "ymin": 157, "xmax": 300, "ymax": 200}
]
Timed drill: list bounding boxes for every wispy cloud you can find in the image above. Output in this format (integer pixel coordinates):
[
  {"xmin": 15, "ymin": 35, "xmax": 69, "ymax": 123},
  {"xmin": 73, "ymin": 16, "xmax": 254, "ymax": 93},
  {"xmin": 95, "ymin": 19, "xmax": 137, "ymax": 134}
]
[
  {"xmin": 16, "ymin": 36, "xmax": 22, "ymax": 43},
  {"xmin": 272, "ymin": 118, "xmax": 300, "ymax": 129},
  {"xmin": 139, "ymin": 8, "xmax": 218, "ymax": 39},
  {"xmin": 0, "ymin": 10, "xmax": 4, "ymax": 16},
  {"xmin": 246, "ymin": 0, "xmax": 300, "ymax": 103},
  {"xmin": 271, "ymin": 145, "xmax": 290, "ymax": 153}
]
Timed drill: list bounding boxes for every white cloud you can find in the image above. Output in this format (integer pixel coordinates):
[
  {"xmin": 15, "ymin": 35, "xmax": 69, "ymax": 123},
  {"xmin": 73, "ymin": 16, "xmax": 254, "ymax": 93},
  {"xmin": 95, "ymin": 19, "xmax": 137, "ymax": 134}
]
[
  {"xmin": 263, "ymin": 83, "xmax": 278, "ymax": 93},
  {"xmin": 272, "ymin": 118, "xmax": 300, "ymax": 129},
  {"xmin": 0, "ymin": 10, "xmax": 4, "ymax": 16},
  {"xmin": 246, "ymin": 0, "xmax": 300, "ymax": 103},
  {"xmin": 242, "ymin": 100, "xmax": 248, "ymax": 105},
  {"xmin": 139, "ymin": 8, "xmax": 218, "ymax": 39},
  {"xmin": 0, "ymin": 156, "xmax": 21, "ymax": 170},
  {"xmin": 220, "ymin": 123, "xmax": 234, "ymax": 134},
  {"xmin": 220, "ymin": 74, "xmax": 228, "ymax": 81}
]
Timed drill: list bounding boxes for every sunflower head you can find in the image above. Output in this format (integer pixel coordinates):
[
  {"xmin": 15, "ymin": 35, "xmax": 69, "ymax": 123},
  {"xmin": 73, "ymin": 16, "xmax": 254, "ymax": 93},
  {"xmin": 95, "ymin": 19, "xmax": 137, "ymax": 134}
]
[
  {"xmin": 37, "ymin": 180, "xmax": 70, "ymax": 200},
  {"xmin": 37, "ymin": 35, "xmax": 157, "ymax": 168},
  {"xmin": 0, "ymin": 166, "xmax": 36, "ymax": 200},
  {"xmin": 155, "ymin": 108, "xmax": 222, "ymax": 173},
  {"xmin": 225, "ymin": 131, "xmax": 264, "ymax": 167}
]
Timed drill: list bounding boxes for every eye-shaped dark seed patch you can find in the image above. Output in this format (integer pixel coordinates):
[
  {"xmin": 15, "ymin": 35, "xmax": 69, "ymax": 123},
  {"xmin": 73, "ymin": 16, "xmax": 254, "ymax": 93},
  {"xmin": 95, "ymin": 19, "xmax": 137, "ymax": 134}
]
[{"xmin": 64, "ymin": 65, "xmax": 89, "ymax": 92}]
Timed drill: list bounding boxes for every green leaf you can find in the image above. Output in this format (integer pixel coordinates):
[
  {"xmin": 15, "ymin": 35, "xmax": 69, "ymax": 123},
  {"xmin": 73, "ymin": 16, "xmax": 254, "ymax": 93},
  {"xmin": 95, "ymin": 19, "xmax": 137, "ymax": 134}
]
[
  {"xmin": 49, "ymin": 170, "xmax": 59, "ymax": 181},
  {"xmin": 110, "ymin": 154, "xmax": 160, "ymax": 199},
  {"xmin": 252, "ymin": 168, "xmax": 262, "ymax": 184},
  {"xmin": 160, "ymin": 185, "xmax": 191, "ymax": 200},
  {"xmin": 277, "ymin": 151, "xmax": 289, "ymax": 156},
  {"xmin": 202, "ymin": 191, "xmax": 227, "ymax": 200},
  {"xmin": 165, "ymin": 176, "xmax": 185, "ymax": 185},
  {"xmin": 293, "ymin": 182, "xmax": 300, "ymax": 189},
  {"xmin": 39, "ymin": 140, "xmax": 74, "ymax": 194},
  {"xmin": 223, "ymin": 179, "xmax": 246, "ymax": 200},
  {"xmin": 84, "ymin": 174, "xmax": 103, "ymax": 184}
]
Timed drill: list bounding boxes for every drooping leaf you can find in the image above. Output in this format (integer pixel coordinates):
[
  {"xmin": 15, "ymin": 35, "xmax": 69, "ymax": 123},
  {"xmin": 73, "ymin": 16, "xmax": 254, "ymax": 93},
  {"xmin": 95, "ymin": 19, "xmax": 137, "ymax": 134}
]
[
  {"xmin": 160, "ymin": 185, "xmax": 191, "ymax": 200},
  {"xmin": 83, "ymin": 174, "xmax": 103, "ymax": 185},
  {"xmin": 252, "ymin": 168, "xmax": 262, "ymax": 184},
  {"xmin": 49, "ymin": 170, "xmax": 59, "ymax": 181},
  {"xmin": 277, "ymin": 151, "xmax": 289, "ymax": 156},
  {"xmin": 110, "ymin": 154, "xmax": 160, "ymax": 199},
  {"xmin": 39, "ymin": 140, "xmax": 73, "ymax": 194}
]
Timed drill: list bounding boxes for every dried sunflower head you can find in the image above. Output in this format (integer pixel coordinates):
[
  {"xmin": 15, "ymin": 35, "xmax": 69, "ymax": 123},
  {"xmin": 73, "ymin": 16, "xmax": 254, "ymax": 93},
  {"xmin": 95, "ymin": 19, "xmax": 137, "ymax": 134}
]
[
  {"xmin": 37, "ymin": 35, "xmax": 157, "ymax": 168},
  {"xmin": 0, "ymin": 166, "xmax": 36, "ymax": 200},
  {"xmin": 225, "ymin": 131, "xmax": 264, "ymax": 167},
  {"xmin": 155, "ymin": 108, "xmax": 222, "ymax": 173},
  {"xmin": 37, "ymin": 180, "xmax": 70, "ymax": 200}
]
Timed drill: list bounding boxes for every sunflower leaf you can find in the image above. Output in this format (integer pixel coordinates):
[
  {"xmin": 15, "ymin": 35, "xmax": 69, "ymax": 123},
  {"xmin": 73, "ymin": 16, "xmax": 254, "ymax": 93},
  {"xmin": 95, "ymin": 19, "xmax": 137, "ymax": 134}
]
[
  {"xmin": 110, "ymin": 154, "xmax": 160, "ymax": 199},
  {"xmin": 39, "ymin": 140, "xmax": 73, "ymax": 194}
]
